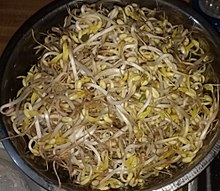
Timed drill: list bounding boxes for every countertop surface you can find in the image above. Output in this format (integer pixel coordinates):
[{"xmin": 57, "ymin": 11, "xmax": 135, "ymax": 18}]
[{"xmin": 0, "ymin": 0, "xmax": 53, "ymax": 56}]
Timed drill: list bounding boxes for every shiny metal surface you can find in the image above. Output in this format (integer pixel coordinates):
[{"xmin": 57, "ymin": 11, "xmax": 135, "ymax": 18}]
[
  {"xmin": 199, "ymin": 0, "xmax": 220, "ymax": 19},
  {"xmin": 187, "ymin": 179, "xmax": 198, "ymax": 191}
]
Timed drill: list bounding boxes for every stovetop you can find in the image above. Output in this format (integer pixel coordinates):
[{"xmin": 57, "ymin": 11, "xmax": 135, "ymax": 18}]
[
  {"xmin": 210, "ymin": 154, "xmax": 220, "ymax": 191},
  {"xmin": 196, "ymin": 153, "xmax": 220, "ymax": 191}
]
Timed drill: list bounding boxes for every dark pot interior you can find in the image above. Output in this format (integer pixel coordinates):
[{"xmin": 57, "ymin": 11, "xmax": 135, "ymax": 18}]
[{"xmin": 0, "ymin": 0, "xmax": 220, "ymax": 190}]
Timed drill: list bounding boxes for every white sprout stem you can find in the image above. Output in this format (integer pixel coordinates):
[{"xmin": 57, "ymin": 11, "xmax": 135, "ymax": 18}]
[
  {"xmin": 68, "ymin": 46, "xmax": 79, "ymax": 82},
  {"xmin": 0, "ymin": 89, "xmax": 30, "ymax": 115},
  {"xmin": 28, "ymin": 136, "xmax": 38, "ymax": 154},
  {"xmin": 51, "ymin": 123, "xmax": 63, "ymax": 138},
  {"xmin": 88, "ymin": 25, "xmax": 125, "ymax": 43},
  {"xmin": 75, "ymin": 59, "xmax": 95, "ymax": 79},
  {"xmin": 99, "ymin": 167, "xmax": 122, "ymax": 185},
  {"xmin": 94, "ymin": 68, "xmax": 120, "ymax": 80},
  {"xmin": 182, "ymin": 118, "xmax": 189, "ymax": 137},
  {"xmin": 86, "ymin": 83, "xmax": 108, "ymax": 95},
  {"xmin": 84, "ymin": 141, "xmax": 102, "ymax": 166},
  {"xmin": 200, "ymin": 108, "xmax": 219, "ymax": 140},
  {"xmin": 138, "ymin": 93, "xmax": 152, "ymax": 115},
  {"xmin": 34, "ymin": 117, "xmax": 42, "ymax": 138}
]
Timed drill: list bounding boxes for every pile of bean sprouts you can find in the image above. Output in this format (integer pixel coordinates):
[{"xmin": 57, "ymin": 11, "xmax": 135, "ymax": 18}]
[{"xmin": 1, "ymin": 3, "xmax": 219, "ymax": 190}]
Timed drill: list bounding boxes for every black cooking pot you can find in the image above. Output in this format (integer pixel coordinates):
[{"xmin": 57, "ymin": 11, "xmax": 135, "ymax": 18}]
[{"xmin": 0, "ymin": 0, "xmax": 220, "ymax": 190}]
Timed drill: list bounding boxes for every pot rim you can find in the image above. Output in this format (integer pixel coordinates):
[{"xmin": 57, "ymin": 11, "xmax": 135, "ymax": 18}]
[{"xmin": 0, "ymin": 0, "xmax": 220, "ymax": 191}]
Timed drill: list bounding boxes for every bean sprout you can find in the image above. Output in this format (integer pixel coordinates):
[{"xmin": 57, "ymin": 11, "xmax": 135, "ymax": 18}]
[{"xmin": 1, "ymin": 3, "xmax": 219, "ymax": 190}]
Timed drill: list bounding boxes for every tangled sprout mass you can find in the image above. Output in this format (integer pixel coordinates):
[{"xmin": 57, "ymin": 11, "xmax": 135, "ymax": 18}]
[{"xmin": 1, "ymin": 3, "xmax": 219, "ymax": 190}]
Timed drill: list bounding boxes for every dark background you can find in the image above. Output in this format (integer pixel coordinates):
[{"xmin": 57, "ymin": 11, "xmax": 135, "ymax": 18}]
[{"xmin": 0, "ymin": 0, "xmax": 53, "ymax": 55}]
